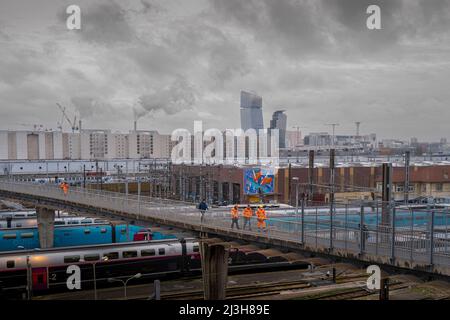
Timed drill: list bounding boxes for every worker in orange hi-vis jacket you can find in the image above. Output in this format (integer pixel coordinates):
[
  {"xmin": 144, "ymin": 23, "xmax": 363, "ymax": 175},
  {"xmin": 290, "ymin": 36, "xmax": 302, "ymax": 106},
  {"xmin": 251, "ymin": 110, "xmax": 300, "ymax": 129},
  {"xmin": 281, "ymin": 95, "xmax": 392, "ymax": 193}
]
[
  {"xmin": 243, "ymin": 204, "xmax": 253, "ymax": 231},
  {"xmin": 256, "ymin": 205, "xmax": 267, "ymax": 232},
  {"xmin": 60, "ymin": 182, "xmax": 69, "ymax": 196},
  {"xmin": 230, "ymin": 205, "xmax": 240, "ymax": 230}
]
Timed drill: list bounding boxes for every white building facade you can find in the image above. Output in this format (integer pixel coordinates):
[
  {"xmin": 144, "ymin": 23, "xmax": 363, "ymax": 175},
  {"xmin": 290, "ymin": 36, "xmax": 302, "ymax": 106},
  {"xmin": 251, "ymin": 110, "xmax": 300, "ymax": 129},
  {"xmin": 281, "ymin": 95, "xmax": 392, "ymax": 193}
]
[{"xmin": 0, "ymin": 129, "xmax": 172, "ymax": 160}]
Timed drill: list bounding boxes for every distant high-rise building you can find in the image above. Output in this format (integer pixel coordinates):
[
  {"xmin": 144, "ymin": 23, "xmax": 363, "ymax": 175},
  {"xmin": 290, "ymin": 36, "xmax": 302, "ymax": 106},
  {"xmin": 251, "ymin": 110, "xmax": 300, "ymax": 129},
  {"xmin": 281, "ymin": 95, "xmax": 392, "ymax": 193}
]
[
  {"xmin": 240, "ymin": 91, "xmax": 264, "ymax": 131},
  {"xmin": 270, "ymin": 110, "xmax": 287, "ymax": 148},
  {"xmin": 285, "ymin": 130, "xmax": 303, "ymax": 148}
]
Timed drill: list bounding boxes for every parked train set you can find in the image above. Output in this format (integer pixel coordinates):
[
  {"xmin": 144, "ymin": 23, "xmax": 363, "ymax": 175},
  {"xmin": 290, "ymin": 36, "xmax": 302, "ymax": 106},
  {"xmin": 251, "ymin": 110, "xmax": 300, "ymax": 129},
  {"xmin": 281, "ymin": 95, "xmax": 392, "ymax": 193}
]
[
  {"xmin": 0, "ymin": 238, "xmax": 201, "ymax": 297},
  {"xmin": 0, "ymin": 219, "xmax": 177, "ymax": 251},
  {"xmin": 0, "ymin": 215, "xmax": 111, "ymax": 229},
  {"xmin": 0, "ymin": 237, "xmax": 312, "ymax": 298}
]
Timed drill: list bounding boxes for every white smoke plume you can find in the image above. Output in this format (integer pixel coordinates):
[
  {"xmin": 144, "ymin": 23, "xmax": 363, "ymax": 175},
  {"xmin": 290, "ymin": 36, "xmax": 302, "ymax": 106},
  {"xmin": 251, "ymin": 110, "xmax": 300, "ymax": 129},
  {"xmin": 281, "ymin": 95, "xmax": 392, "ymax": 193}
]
[{"xmin": 134, "ymin": 77, "xmax": 196, "ymax": 120}]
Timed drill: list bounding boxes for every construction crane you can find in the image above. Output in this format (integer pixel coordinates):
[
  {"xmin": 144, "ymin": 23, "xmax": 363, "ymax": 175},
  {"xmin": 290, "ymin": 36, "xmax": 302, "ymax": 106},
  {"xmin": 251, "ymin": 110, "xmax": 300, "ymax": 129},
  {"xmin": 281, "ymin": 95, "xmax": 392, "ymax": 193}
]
[
  {"xmin": 291, "ymin": 126, "xmax": 308, "ymax": 148},
  {"xmin": 56, "ymin": 103, "xmax": 79, "ymax": 133}
]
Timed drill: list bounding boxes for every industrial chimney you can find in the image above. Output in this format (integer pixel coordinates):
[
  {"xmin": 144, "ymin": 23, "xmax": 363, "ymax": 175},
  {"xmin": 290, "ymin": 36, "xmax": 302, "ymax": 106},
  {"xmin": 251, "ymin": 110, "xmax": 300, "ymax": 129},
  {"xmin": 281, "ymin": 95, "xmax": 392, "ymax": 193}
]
[{"xmin": 134, "ymin": 120, "xmax": 137, "ymax": 132}]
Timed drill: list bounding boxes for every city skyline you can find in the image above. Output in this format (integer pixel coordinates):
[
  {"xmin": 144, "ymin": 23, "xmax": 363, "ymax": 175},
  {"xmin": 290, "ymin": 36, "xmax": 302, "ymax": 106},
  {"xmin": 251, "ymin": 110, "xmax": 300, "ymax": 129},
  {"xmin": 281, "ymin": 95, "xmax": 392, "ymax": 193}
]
[{"xmin": 0, "ymin": 0, "xmax": 450, "ymax": 141}]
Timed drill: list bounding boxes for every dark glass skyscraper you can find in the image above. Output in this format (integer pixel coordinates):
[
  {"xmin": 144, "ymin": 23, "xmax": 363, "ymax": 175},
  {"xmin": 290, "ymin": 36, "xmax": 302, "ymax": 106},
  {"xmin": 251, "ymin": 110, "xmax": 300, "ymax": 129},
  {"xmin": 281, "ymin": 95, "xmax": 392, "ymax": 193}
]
[
  {"xmin": 270, "ymin": 110, "xmax": 287, "ymax": 148},
  {"xmin": 240, "ymin": 91, "xmax": 264, "ymax": 131}
]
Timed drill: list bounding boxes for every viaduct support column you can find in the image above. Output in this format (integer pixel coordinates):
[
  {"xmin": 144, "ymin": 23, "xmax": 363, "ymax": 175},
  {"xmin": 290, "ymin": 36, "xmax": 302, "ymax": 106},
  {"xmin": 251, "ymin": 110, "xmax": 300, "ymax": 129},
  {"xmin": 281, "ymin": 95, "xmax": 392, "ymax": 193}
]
[
  {"xmin": 37, "ymin": 207, "xmax": 55, "ymax": 248},
  {"xmin": 200, "ymin": 238, "xmax": 230, "ymax": 300}
]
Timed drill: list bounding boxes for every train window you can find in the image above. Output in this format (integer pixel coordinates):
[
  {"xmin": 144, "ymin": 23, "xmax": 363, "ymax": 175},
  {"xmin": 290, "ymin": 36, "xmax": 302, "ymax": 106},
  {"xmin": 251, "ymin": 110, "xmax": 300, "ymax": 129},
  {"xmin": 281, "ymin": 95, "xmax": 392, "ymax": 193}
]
[
  {"xmin": 20, "ymin": 233, "xmax": 34, "ymax": 239},
  {"xmin": 95, "ymin": 219, "xmax": 107, "ymax": 224},
  {"xmin": 64, "ymin": 255, "xmax": 80, "ymax": 263},
  {"xmin": 158, "ymin": 248, "xmax": 165, "ymax": 255},
  {"xmin": 100, "ymin": 228, "xmax": 107, "ymax": 233},
  {"xmin": 84, "ymin": 254, "xmax": 100, "ymax": 261},
  {"xmin": 3, "ymin": 234, "xmax": 17, "ymax": 240},
  {"xmin": 105, "ymin": 252, "xmax": 119, "ymax": 260},
  {"xmin": 54, "ymin": 221, "xmax": 65, "ymax": 225},
  {"xmin": 122, "ymin": 251, "xmax": 138, "ymax": 259},
  {"xmin": 141, "ymin": 249, "xmax": 155, "ymax": 257},
  {"xmin": 16, "ymin": 223, "xmax": 22, "ymax": 227},
  {"xmin": 6, "ymin": 260, "xmax": 15, "ymax": 268},
  {"xmin": 84, "ymin": 229, "xmax": 91, "ymax": 234},
  {"xmin": 68, "ymin": 221, "xmax": 80, "ymax": 225},
  {"xmin": 193, "ymin": 245, "xmax": 200, "ymax": 253},
  {"xmin": 81, "ymin": 219, "xmax": 92, "ymax": 224},
  {"xmin": 15, "ymin": 214, "xmax": 24, "ymax": 217}
]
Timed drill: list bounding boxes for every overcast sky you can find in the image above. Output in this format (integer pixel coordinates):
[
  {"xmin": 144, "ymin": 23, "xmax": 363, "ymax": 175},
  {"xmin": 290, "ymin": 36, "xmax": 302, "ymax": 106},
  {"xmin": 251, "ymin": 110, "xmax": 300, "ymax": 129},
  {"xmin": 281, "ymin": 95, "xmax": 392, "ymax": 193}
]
[{"xmin": 0, "ymin": 0, "xmax": 449, "ymax": 141}]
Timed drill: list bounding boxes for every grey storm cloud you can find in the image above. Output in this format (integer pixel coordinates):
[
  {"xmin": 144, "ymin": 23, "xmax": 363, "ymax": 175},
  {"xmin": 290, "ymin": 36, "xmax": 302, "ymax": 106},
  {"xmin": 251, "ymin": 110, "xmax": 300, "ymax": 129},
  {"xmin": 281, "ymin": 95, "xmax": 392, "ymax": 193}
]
[
  {"xmin": 322, "ymin": 0, "xmax": 403, "ymax": 31},
  {"xmin": 210, "ymin": 0, "xmax": 328, "ymax": 57},
  {"xmin": 70, "ymin": 96, "xmax": 99, "ymax": 118},
  {"xmin": 127, "ymin": 45, "xmax": 181, "ymax": 78},
  {"xmin": 208, "ymin": 41, "xmax": 250, "ymax": 85},
  {"xmin": 209, "ymin": 0, "xmax": 450, "ymax": 58},
  {"xmin": 0, "ymin": 48, "xmax": 48, "ymax": 85},
  {"xmin": 56, "ymin": 0, "xmax": 136, "ymax": 45},
  {"xmin": 320, "ymin": 0, "xmax": 406, "ymax": 54}
]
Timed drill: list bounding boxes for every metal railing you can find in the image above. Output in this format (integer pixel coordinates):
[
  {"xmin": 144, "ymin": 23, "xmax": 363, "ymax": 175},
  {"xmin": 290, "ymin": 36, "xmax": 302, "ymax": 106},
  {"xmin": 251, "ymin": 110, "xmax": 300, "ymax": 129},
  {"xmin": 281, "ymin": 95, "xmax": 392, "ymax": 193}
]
[{"xmin": 0, "ymin": 180, "xmax": 449, "ymax": 272}]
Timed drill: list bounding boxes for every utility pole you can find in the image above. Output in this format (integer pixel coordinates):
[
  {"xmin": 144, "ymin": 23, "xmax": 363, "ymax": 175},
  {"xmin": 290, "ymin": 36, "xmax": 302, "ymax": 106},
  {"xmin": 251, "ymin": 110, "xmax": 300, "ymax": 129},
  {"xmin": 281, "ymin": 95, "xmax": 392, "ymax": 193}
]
[
  {"xmin": 83, "ymin": 164, "xmax": 86, "ymax": 189},
  {"xmin": 382, "ymin": 163, "xmax": 393, "ymax": 226},
  {"xmin": 329, "ymin": 149, "xmax": 335, "ymax": 251},
  {"xmin": 404, "ymin": 151, "xmax": 410, "ymax": 205},
  {"xmin": 308, "ymin": 150, "xmax": 315, "ymax": 205}
]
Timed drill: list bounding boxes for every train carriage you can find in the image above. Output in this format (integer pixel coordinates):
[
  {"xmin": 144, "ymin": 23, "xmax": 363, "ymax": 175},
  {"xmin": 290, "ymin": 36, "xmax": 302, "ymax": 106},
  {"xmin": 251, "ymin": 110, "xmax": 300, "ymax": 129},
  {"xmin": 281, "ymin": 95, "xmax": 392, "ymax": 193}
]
[{"xmin": 0, "ymin": 238, "xmax": 201, "ymax": 297}]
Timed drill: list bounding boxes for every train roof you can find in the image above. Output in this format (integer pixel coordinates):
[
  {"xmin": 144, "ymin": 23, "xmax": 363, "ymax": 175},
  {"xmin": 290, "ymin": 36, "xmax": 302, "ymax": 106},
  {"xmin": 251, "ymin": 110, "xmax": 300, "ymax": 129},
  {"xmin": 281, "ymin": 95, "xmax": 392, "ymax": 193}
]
[
  {"xmin": 0, "ymin": 237, "xmax": 198, "ymax": 257},
  {"xmin": 0, "ymin": 222, "xmax": 114, "ymax": 232}
]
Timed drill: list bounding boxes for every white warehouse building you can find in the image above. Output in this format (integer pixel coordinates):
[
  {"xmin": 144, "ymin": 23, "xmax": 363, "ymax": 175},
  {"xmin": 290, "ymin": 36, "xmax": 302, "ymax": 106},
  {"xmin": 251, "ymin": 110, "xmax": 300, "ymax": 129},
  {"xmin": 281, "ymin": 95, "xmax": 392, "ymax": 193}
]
[{"xmin": 0, "ymin": 129, "xmax": 173, "ymax": 160}]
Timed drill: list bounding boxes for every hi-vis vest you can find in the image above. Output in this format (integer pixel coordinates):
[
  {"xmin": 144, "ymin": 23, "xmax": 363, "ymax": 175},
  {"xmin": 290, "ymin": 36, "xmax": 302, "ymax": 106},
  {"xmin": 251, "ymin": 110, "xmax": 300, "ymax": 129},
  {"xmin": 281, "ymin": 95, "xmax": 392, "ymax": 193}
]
[
  {"xmin": 256, "ymin": 208, "xmax": 266, "ymax": 220},
  {"xmin": 243, "ymin": 208, "xmax": 253, "ymax": 218},
  {"xmin": 231, "ymin": 208, "xmax": 239, "ymax": 219}
]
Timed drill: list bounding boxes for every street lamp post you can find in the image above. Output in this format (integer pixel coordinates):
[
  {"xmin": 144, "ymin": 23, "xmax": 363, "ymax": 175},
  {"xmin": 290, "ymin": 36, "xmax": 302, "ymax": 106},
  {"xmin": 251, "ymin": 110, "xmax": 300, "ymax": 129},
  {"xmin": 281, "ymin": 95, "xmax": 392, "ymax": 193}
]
[
  {"xmin": 83, "ymin": 164, "xmax": 86, "ymax": 189},
  {"xmin": 293, "ymin": 177, "xmax": 299, "ymax": 236},
  {"xmin": 17, "ymin": 246, "xmax": 31, "ymax": 300},
  {"xmin": 107, "ymin": 273, "xmax": 142, "ymax": 299},
  {"xmin": 93, "ymin": 256, "xmax": 108, "ymax": 300}
]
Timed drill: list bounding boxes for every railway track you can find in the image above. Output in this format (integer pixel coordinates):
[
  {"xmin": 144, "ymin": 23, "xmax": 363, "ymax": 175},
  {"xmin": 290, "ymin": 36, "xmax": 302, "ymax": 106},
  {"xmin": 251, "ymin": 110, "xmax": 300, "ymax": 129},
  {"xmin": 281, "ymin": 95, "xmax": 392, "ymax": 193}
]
[
  {"xmin": 153, "ymin": 272, "xmax": 372, "ymax": 300},
  {"xmin": 160, "ymin": 280, "xmax": 312, "ymax": 300}
]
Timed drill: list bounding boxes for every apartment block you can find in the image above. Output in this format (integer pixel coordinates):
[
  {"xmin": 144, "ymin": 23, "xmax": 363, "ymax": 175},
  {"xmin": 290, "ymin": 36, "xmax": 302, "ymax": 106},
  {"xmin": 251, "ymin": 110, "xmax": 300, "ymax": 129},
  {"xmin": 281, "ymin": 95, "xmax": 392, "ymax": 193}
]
[{"xmin": 0, "ymin": 129, "xmax": 173, "ymax": 160}]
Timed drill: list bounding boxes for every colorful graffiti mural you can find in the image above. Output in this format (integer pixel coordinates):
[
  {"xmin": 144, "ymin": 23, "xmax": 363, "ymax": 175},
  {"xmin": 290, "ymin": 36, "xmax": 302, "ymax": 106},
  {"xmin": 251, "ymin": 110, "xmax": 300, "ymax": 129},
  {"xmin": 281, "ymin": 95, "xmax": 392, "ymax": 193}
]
[{"xmin": 243, "ymin": 168, "xmax": 275, "ymax": 195}]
